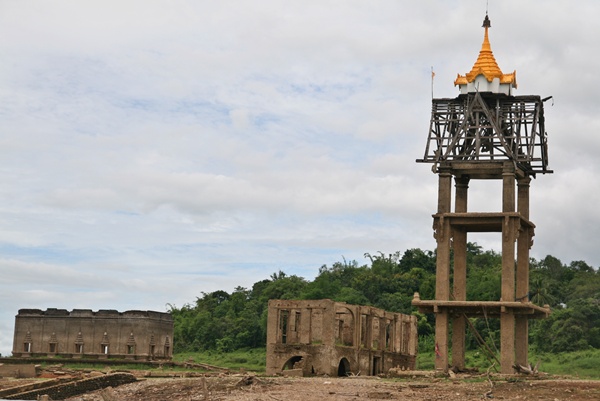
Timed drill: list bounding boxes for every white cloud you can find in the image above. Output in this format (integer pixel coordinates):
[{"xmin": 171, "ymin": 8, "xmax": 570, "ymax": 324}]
[{"xmin": 0, "ymin": 0, "xmax": 598, "ymax": 356}]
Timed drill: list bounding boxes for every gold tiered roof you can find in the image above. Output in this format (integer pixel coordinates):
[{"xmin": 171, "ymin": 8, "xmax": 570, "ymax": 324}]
[{"xmin": 454, "ymin": 15, "xmax": 517, "ymax": 87}]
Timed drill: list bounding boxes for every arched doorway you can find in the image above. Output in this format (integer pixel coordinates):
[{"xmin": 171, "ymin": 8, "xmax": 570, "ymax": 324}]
[
  {"xmin": 337, "ymin": 357, "xmax": 351, "ymax": 377},
  {"xmin": 282, "ymin": 355, "xmax": 304, "ymax": 371}
]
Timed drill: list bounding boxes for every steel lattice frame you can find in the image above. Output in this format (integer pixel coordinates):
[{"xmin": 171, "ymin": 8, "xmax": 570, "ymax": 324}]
[{"xmin": 417, "ymin": 92, "xmax": 551, "ymax": 175}]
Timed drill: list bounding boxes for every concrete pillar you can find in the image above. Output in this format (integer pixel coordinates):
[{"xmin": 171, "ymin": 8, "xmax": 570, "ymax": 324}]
[
  {"xmin": 500, "ymin": 311, "xmax": 516, "ymax": 374},
  {"xmin": 451, "ymin": 176, "xmax": 469, "ymax": 369},
  {"xmin": 515, "ymin": 177, "xmax": 532, "ymax": 367},
  {"xmin": 266, "ymin": 302, "xmax": 278, "ymax": 345},
  {"xmin": 435, "ymin": 217, "xmax": 451, "ymax": 300},
  {"xmin": 354, "ymin": 307, "xmax": 362, "ymax": 350},
  {"xmin": 454, "ymin": 176, "xmax": 469, "ymax": 213},
  {"xmin": 438, "ymin": 170, "xmax": 452, "ymax": 213},
  {"xmin": 434, "ymin": 169, "xmax": 453, "ymax": 371},
  {"xmin": 517, "ymin": 177, "xmax": 531, "ymax": 220},
  {"xmin": 435, "ymin": 312, "xmax": 450, "ymax": 371},
  {"xmin": 501, "ymin": 217, "xmax": 516, "ymax": 374},
  {"xmin": 451, "ymin": 228, "xmax": 467, "ymax": 370},
  {"xmin": 500, "ymin": 165, "xmax": 517, "ymax": 373},
  {"xmin": 409, "ymin": 315, "xmax": 418, "ymax": 356},
  {"xmin": 501, "ymin": 220, "xmax": 516, "ymax": 302},
  {"xmin": 299, "ymin": 308, "xmax": 312, "ymax": 344},
  {"xmin": 435, "ymin": 216, "xmax": 451, "ymax": 371},
  {"xmin": 322, "ymin": 301, "xmax": 336, "ymax": 346},
  {"xmin": 515, "ymin": 237, "xmax": 530, "ymax": 368},
  {"xmin": 502, "ymin": 163, "xmax": 515, "ymax": 213}
]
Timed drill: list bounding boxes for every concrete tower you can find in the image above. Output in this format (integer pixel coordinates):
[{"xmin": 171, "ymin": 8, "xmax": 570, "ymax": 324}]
[{"xmin": 413, "ymin": 14, "xmax": 552, "ymax": 374}]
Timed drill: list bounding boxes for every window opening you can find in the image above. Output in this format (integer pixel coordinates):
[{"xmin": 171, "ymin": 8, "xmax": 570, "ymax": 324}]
[
  {"xmin": 386, "ymin": 322, "xmax": 392, "ymax": 350},
  {"xmin": 360, "ymin": 315, "xmax": 368, "ymax": 347},
  {"xmin": 280, "ymin": 310, "xmax": 289, "ymax": 344}
]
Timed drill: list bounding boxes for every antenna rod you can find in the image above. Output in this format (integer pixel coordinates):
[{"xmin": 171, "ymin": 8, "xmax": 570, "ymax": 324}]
[{"xmin": 431, "ymin": 66, "xmax": 435, "ymax": 99}]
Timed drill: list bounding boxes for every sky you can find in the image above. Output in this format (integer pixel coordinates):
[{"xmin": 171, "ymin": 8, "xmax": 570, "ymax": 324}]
[{"xmin": 1, "ymin": 0, "xmax": 599, "ymax": 356}]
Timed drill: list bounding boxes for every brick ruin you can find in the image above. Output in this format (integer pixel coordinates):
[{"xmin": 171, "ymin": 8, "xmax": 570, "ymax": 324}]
[
  {"xmin": 12, "ymin": 308, "xmax": 173, "ymax": 360},
  {"xmin": 266, "ymin": 299, "xmax": 418, "ymax": 377}
]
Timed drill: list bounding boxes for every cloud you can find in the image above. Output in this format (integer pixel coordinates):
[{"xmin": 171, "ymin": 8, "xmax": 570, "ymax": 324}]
[{"xmin": 0, "ymin": 0, "xmax": 598, "ymax": 356}]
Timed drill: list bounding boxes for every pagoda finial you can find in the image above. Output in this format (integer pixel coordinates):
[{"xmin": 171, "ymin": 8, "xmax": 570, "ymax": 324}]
[
  {"xmin": 453, "ymin": 13, "xmax": 517, "ymax": 94},
  {"xmin": 482, "ymin": 14, "xmax": 491, "ymax": 29}
]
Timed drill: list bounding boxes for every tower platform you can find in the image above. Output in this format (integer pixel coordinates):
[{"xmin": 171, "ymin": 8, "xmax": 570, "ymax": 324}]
[{"xmin": 412, "ymin": 293, "xmax": 550, "ymax": 319}]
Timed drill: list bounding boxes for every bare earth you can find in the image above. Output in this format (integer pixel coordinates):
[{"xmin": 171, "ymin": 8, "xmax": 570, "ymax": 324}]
[{"xmin": 62, "ymin": 375, "xmax": 600, "ymax": 401}]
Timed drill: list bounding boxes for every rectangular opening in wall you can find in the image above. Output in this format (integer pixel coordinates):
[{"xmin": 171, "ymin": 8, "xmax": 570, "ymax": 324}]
[
  {"xmin": 150, "ymin": 345, "xmax": 155, "ymax": 356},
  {"xmin": 385, "ymin": 321, "xmax": 392, "ymax": 350},
  {"xmin": 279, "ymin": 310, "xmax": 289, "ymax": 344},
  {"xmin": 360, "ymin": 314, "xmax": 368, "ymax": 347},
  {"xmin": 102, "ymin": 344, "xmax": 109, "ymax": 354},
  {"xmin": 127, "ymin": 345, "xmax": 135, "ymax": 354},
  {"xmin": 24, "ymin": 342, "xmax": 31, "ymax": 353},
  {"xmin": 294, "ymin": 311, "xmax": 300, "ymax": 332},
  {"xmin": 49, "ymin": 343, "xmax": 56, "ymax": 353},
  {"xmin": 286, "ymin": 310, "xmax": 300, "ymax": 344},
  {"xmin": 372, "ymin": 356, "xmax": 381, "ymax": 375},
  {"xmin": 76, "ymin": 344, "xmax": 83, "ymax": 354}
]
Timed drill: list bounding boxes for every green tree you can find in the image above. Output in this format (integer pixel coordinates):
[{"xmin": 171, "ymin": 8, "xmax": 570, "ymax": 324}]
[
  {"xmin": 529, "ymin": 276, "xmax": 556, "ymax": 306},
  {"xmin": 167, "ymin": 247, "xmax": 599, "ymax": 354}
]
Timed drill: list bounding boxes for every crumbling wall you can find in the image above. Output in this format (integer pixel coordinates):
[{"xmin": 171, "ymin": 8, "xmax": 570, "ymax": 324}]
[
  {"xmin": 3, "ymin": 373, "xmax": 137, "ymax": 400},
  {"xmin": 266, "ymin": 299, "xmax": 418, "ymax": 377},
  {"xmin": 0, "ymin": 364, "xmax": 36, "ymax": 378},
  {"xmin": 12, "ymin": 309, "xmax": 173, "ymax": 360}
]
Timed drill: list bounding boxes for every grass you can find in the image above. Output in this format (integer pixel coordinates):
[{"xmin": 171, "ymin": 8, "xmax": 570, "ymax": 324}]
[
  {"xmin": 38, "ymin": 361, "xmax": 187, "ymax": 372},
  {"xmin": 34, "ymin": 346, "xmax": 600, "ymax": 379},
  {"xmin": 529, "ymin": 349, "xmax": 600, "ymax": 379},
  {"xmin": 173, "ymin": 341, "xmax": 600, "ymax": 379},
  {"xmin": 417, "ymin": 346, "xmax": 600, "ymax": 379},
  {"xmin": 173, "ymin": 348, "xmax": 266, "ymax": 373}
]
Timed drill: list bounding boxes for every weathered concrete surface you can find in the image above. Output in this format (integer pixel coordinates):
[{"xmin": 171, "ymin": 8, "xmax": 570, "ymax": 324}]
[
  {"xmin": 266, "ymin": 299, "xmax": 417, "ymax": 377},
  {"xmin": 0, "ymin": 364, "xmax": 36, "ymax": 378},
  {"xmin": 12, "ymin": 308, "xmax": 173, "ymax": 361},
  {"xmin": 3, "ymin": 372, "xmax": 136, "ymax": 400}
]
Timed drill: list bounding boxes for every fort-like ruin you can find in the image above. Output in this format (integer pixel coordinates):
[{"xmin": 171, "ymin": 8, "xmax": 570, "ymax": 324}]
[
  {"xmin": 266, "ymin": 299, "xmax": 418, "ymax": 376},
  {"xmin": 12, "ymin": 308, "xmax": 173, "ymax": 360}
]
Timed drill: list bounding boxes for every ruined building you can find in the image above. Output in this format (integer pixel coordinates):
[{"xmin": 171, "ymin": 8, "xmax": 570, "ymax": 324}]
[
  {"xmin": 414, "ymin": 14, "xmax": 552, "ymax": 373},
  {"xmin": 266, "ymin": 299, "xmax": 418, "ymax": 376},
  {"xmin": 12, "ymin": 308, "xmax": 173, "ymax": 360}
]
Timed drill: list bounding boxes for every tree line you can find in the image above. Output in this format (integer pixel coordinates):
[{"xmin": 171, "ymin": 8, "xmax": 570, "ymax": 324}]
[{"xmin": 168, "ymin": 244, "xmax": 600, "ymax": 354}]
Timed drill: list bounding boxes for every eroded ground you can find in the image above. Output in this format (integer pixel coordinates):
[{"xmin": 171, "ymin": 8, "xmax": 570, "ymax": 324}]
[{"xmin": 61, "ymin": 375, "xmax": 600, "ymax": 401}]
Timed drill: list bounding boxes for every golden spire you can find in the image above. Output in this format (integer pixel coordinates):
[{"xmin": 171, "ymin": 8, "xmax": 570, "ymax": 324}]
[{"xmin": 454, "ymin": 15, "xmax": 517, "ymax": 88}]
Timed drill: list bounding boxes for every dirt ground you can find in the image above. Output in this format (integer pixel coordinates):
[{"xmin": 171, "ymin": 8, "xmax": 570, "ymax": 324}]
[{"xmin": 61, "ymin": 374, "xmax": 600, "ymax": 401}]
